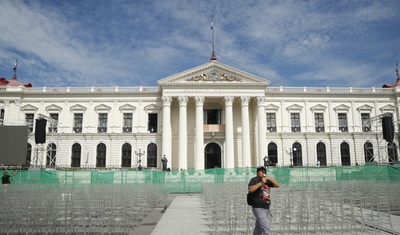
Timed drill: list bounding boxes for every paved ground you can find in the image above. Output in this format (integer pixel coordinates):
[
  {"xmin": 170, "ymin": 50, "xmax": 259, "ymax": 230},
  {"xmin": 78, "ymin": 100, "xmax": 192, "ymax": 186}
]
[{"xmin": 139, "ymin": 194, "xmax": 400, "ymax": 235}]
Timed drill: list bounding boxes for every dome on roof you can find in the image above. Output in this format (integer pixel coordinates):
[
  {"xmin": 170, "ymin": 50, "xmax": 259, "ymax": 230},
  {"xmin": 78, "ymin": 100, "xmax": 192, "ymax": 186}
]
[{"xmin": 0, "ymin": 76, "xmax": 32, "ymax": 88}]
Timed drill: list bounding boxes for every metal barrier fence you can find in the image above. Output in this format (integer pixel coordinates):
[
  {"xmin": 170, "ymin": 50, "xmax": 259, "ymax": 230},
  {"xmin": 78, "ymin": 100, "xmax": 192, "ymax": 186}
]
[{"xmin": 2, "ymin": 166, "xmax": 400, "ymax": 193}]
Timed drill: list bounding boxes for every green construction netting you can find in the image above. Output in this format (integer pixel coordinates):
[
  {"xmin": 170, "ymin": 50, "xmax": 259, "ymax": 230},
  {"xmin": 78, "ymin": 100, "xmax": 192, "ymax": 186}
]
[{"xmin": 2, "ymin": 166, "xmax": 400, "ymax": 193}]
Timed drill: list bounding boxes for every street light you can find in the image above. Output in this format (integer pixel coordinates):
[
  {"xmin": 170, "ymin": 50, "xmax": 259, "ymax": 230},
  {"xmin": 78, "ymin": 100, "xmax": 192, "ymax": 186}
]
[
  {"xmin": 135, "ymin": 147, "xmax": 145, "ymax": 170},
  {"xmin": 286, "ymin": 147, "xmax": 297, "ymax": 168}
]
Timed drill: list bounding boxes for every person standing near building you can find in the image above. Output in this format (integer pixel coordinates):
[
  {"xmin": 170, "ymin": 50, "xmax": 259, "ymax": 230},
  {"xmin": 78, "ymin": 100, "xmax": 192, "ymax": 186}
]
[
  {"xmin": 248, "ymin": 166, "xmax": 280, "ymax": 235},
  {"xmin": 2, "ymin": 171, "xmax": 17, "ymax": 185}
]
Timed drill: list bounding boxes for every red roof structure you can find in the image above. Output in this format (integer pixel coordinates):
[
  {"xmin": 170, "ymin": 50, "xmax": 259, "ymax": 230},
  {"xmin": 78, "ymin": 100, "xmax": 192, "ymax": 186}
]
[{"xmin": 0, "ymin": 75, "xmax": 32, "ymax": 88}]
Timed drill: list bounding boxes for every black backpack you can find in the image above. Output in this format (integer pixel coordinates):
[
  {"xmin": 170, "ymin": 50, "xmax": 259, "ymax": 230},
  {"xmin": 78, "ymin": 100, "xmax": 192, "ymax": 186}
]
[{"xmin": 247, "ymin": 192, "xmax": 254, "ymax": 206}]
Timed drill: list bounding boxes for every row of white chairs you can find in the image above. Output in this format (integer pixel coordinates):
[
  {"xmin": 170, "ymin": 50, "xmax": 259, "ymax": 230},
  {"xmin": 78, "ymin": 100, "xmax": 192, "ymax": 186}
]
[
  {"xmin": 0, "ymin": 184, "xmax": 167, "ymax": 234},
  {"xmin": 201, "ymin": 181, "xmax": 398, "ymax": 234}
]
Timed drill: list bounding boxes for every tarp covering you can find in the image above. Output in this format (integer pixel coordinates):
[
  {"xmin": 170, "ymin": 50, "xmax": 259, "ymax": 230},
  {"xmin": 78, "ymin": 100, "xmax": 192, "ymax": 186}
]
[{"xmin": 2, "ymin": 166, "xmax": 400, "ymax": 193}]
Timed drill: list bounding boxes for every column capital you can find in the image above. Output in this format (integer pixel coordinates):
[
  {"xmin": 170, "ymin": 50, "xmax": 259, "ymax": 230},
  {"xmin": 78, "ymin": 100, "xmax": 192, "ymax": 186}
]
[
  {"xmin": 240, "ymin": 96, "xmax": 250, "ymax": 106},
  {"xmin": 256, "ymin": 96, "xmax": 265, "ymax": 106},
  {"xmin": 178, "ymin": 96, "xmax": 189, "ymax": 106},
  {"xmin": 224, "ymin": 96, "xmax": 234, "ymax": 106},
  {"xmin": 162, "ymin": 96, "xmax": 173, "ymax": 106},
  {"xmin": 195, "ymin": 96, "xmax": 204, "ymax": 106}
]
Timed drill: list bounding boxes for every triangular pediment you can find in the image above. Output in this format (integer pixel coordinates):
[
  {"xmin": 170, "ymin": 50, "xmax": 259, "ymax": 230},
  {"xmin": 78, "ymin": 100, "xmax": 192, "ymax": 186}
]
[
  {"xmin": 144, "ymin": 104, "xmax": 161, "ymax": 111},
  {"xmin": 94, "ymin": 104, "xmax": 112, "ymax": 112},
  {"xmin": 287, "ymin": 104, "xmax": 303, "ymax": 111},
  {"xmin": 21, "ymin": 104, "xmax": 38, "ymax": 112},
  {"xmin": 357, "ymin": 104, "xmax": 373, "ymax": 112},
  {"xmin": 265, "ymin": 104, "xmax": 279, "ymax": 111},
  {"xmin": 45, "ymin": 104, "xmax": 62, "ymax": 112},
  {"xmin": 119, "ymin": 104, "xmax": 137, "ymax": 112},
  {"xmin": 380, "ymin": 104, "xmax": 396, "ymax": 112},
  {"xmin": 310, "ymin": 104, "xmax": 327, "ymax": 111},
  {"xmin": 334, "ymin": 104, "xmax": 350, "ymax": 111},
  {"xmin": 158, "ymin": 61, "xmax": 270, "ymax": 86},
  {"xmin": 70, "ymin": 104, "xmax": 87, "ymax": 112}
]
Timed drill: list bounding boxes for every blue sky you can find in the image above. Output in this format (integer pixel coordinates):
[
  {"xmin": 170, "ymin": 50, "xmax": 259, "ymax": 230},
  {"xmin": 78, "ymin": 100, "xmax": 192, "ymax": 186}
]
[{"xmin": 0, "ymin": 0, "xmax": 399, "ymax": 88}]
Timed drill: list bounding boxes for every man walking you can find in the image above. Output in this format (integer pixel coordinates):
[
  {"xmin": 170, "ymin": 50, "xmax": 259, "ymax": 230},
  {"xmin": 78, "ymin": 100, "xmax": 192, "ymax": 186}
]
[{"xmin": 248, "ymin": 166, "xmax": 280, "ymax": 235}]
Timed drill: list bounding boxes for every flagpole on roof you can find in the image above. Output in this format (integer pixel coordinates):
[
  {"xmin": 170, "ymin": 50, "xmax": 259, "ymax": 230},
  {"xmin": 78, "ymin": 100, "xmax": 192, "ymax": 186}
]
[
  {"xmin": 396, "ymin": 60, "xmax": 399, "ymax": 79},
  {"xmin": 12, "ymin": 59, "xmax": 18, "ymax": 80},
  {"xmin": 210, "ymin": 15, "xmax": 217, "ymax": 61}
]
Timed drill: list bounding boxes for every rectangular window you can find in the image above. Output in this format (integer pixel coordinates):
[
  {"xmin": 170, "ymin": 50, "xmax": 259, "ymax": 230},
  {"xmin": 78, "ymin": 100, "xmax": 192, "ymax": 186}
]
[
  {"xmin": 338, "ymin": 113, "xmax": 348, "ymax": 132},
  {"xmin": 48, "ymin": 113, "xmax": 59, "ymax": 133},
  {"xmin": 25, "ymin": 113, "xmax": 34, "ymax": 132},
  {"xmin": 123, "ymin": 113, "xmax": 133, "ymax": 133},
  {"xmin": 314, "ymin": 113, "xmax": 325, "ymax": 132},
  {"xmin": 291, "ymin": 113, "xmax": 301, "ymax": 132},
  {"xmin": 73, "ymin": 113, "xmax": 83, "ymax": 133},
  {"xmin": 361, "ymin": 113, "xmax": 371, "ymax": 132},
  {"xmin": 266, "ymin": 113, "xmax": 276, "ymax": 132},
  {"xmin": 98, "ymin": 113, "xmax": 108, "ymax": 133},
  {"xmin": 148, "ymin": 113, "xmax": 158, "ymax": 133},
  {"xmin": 204, "ymin": 109, "xmax": 222, "ymax": 124}
]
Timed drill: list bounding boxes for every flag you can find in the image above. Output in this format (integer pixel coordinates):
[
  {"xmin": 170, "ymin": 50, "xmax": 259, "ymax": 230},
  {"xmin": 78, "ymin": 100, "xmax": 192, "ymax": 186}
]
[
  {"xmin": 13, "ymin": 59, "xmax": 18, "ymax": 73},
  {"xmin": 211, "ymin": 15, "xmax": 214, "ymax": 29},
  {"xmin": 396, "ymin": 61, "xmax": 399, "ymax": 77}
]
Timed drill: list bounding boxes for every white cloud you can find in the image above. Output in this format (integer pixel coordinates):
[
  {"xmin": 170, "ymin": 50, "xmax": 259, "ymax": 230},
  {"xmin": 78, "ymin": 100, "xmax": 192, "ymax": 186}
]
[{"xmin": 0, "ymin": 0, "xmax": 399, "ymax": 88}]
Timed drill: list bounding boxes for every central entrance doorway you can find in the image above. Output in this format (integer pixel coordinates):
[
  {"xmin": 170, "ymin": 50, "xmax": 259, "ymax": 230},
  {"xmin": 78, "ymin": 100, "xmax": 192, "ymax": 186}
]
[{"xmin": 205, "ymin": 142, "xmax": 222, "ymax": 169}]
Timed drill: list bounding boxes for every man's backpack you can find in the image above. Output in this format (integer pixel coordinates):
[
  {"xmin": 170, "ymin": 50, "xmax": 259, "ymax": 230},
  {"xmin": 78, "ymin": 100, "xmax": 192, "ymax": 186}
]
[{"xmin": 247, "ymin": 192, "xmax": 254, "ymax": 206}]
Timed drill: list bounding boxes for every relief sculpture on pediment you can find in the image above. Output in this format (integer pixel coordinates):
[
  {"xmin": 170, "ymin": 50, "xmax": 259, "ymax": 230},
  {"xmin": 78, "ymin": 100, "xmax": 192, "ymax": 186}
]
[{"xmin": 186, "ymin": 71, "xmax": 241, "ymax": 82}]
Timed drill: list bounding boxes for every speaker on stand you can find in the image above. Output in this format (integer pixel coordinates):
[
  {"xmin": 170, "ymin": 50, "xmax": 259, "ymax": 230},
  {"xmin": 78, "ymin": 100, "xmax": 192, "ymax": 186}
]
[
  {"xmin": 382, "ymin": 116, "xmax": 396, "ymax": 163},
  {"xmin": 34, "ymin": 119, "xmax": 47, "ymax": 144},
  {"xmin": 382, "ymin": 116, "xmax": 394, "ymax": 143}
]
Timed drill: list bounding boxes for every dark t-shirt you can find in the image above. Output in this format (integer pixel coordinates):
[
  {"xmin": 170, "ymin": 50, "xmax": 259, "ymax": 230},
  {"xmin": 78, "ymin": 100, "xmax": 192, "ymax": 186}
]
[
  {"xmin": 2, "ymin": 175, "xmax": 11, "ymax": 184},
  {"xmin": 248, "ymin": 176, "xmax": 274, "ymax": 209}
]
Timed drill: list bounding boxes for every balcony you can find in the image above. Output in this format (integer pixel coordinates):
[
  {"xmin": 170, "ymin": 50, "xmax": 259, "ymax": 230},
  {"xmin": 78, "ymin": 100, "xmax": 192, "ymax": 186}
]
[
  {"xmin": 73, "ymin": 127, "xmax": 82, "ymax": 133},
  {"xmin": 203, "ymin": 124, "xmax": 225, "ymax": 133},
  {"xmin": 98, "ymin": 127, "xmax": 107, "ymax": 133}
]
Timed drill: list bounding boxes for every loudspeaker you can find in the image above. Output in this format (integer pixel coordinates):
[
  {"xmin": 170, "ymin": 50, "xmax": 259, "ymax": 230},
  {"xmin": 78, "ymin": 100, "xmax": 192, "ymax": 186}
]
[
  {"xmin": 35, "ymin": 119, "xmax": 47, "ymax": 144},
  {"xmin": 382, "ymin": 116, "xmax": 394, "ymax": 142}
]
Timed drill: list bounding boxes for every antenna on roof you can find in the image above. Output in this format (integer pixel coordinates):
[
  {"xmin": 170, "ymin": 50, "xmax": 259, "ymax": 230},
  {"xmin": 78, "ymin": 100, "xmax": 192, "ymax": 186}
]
[{"xmin": 210, "ymin": 15, "xmax": 217, "ymax": 61}]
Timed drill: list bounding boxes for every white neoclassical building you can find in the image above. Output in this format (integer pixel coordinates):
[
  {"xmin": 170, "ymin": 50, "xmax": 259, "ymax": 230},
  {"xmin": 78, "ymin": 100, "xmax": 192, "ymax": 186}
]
[{"xmin": 0, "ymin": 59, "xmax": 399, "ymax": 170}]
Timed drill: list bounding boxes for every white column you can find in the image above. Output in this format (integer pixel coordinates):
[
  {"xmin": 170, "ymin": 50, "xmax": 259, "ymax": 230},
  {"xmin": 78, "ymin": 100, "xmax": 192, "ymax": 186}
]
[
  {"xmin": 257, "ymin": 96, "xmax": 266, "ymax": 165},
  {"xmin": 162, "ymin": 96, "xmax": 172, "ymax": 170},
  {"xmin": 225, "ymin": 96, "xmax": 234, "ymax": 169},
  {"xmin": 241, "ymin": 96, "xmax": 251, "ymax": 167},
  {"xmin": 178, "ymin": 96, "xmax": 188, "ymax": 170},
  {"xmin": 195, "ymin": 96, "xmax": 204, "ymax": 170}
]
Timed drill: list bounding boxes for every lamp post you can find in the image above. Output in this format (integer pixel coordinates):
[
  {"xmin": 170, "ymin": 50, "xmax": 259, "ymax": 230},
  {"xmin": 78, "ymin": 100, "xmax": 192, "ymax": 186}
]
[
  {"xmin": 286, "ymin": 147, "xmax": 297, "ymax": 168},
  {"xmin": 135, "ymin": 147, "xmax": 145, "ymax": 170}
]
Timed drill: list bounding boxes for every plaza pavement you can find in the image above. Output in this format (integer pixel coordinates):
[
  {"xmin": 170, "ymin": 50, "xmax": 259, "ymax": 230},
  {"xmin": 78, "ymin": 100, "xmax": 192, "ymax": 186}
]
[{"xmin": 136, "ymin": 194, "xmax": 400, "ymax": 235}]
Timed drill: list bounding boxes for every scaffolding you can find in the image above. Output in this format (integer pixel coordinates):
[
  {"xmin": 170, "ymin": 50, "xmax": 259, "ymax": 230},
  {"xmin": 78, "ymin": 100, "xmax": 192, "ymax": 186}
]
[
  {"xmin": 32, "ymin": 114, "xmax": 61, "ymax": 169},
  {"xmin": 363, "ymin": 113, "xmax": 398, "ymax": 164}
]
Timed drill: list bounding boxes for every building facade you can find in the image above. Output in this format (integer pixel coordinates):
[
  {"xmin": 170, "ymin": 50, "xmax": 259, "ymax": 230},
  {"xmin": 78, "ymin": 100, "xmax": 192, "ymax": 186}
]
[{"xmin": 0, "ymin": 60, "xmax": 399, "ymax": 170}]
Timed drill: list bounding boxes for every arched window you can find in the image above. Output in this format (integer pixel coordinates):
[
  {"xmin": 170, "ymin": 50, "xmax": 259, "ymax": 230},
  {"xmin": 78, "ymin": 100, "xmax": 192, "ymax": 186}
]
[
  {"xmin": 316, "ymin": 142, "xmax": 327, "ymax": 166},
  {"xmin": 26, "ymin": 143, "xmax": 32, "ymax": 166},
  {"xmin": 340, "ymin": 142, "xmax": 351, "ymax": 166},
  {"xmin": 292, "ymin": 142, "xmax": 302, "ymax": 167},
  {"xmin": 147, "ymin": 143, "xmax": 157, "ymax": 168},
  {"xmin": 387, "ymin": 142, "xmax": 398, "ymax": 163},
  {"xmin": 46, "ymin": 143, "xmax": 57, "ymax": 167},
  {"xmin": 71, "ymin": 143, "xmax": 81, "ymax": 167},
  {"xmin": 364, "ymin": 142, "xmax": 374, "ymax": 163},
  {"xmin": 121, "ymin": 143, "xmax": 132, "ymax": 167},
  {"xmin": 267, "ymin": 142, "xmax": 278, "ymax": 166},
  {"xmin": 96, "ymin": 143, "xmax": 106, "ymax": 167}
]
